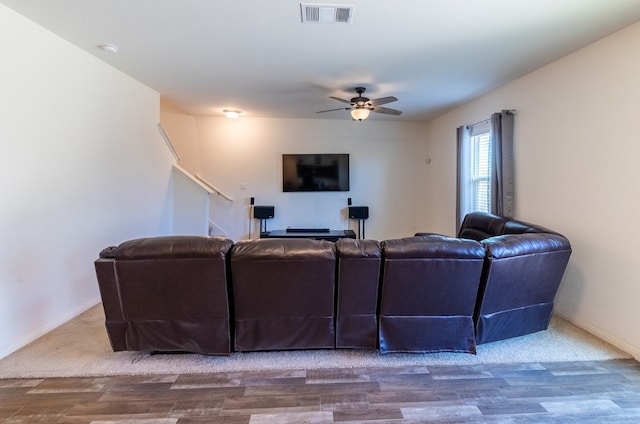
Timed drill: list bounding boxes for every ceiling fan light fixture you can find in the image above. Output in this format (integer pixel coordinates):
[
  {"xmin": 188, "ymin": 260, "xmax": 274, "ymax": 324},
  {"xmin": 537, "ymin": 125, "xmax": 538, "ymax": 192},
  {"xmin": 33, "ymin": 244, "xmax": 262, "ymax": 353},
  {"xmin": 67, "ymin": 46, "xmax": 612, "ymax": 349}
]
[
  {"xmin": 317, "ymin": 87, "xmax": 402, "ymax": 119},
  {"xmin": 223, "ymin": 109, "xmax": 241, "ymax": 119},
  {"xmin": 351, "ymin": 108, "xmax": 369, "ymax": 121}
]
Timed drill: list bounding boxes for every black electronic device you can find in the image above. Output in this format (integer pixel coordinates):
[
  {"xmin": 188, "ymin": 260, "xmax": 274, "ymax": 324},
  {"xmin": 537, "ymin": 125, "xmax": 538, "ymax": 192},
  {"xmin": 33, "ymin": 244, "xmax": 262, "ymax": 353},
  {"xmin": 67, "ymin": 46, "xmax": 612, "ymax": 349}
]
[
  {"xmin": 260, "ymin": 229, "xmax": 356, "ymax": 241},
  {"xmin": 348, "ymin": 206, "xmax": 369, "ymax": 239},
  {"xmin": 348, "ymin": 206, "xmax": 369, "ymax": 219},
  {"xmin": 286, "ymin": 228, "xmax": 330, "ymax": 233},
  {"xmin": 282, "ymin": 153, "xmax": 349, "ymax": 192},
  {"xmin": 253, "ymin": 205, "xmax": 274, "ymax": 235},
  {"xmin": 253, "ymin": 206, "xmax": 274, "ymax": 219}
]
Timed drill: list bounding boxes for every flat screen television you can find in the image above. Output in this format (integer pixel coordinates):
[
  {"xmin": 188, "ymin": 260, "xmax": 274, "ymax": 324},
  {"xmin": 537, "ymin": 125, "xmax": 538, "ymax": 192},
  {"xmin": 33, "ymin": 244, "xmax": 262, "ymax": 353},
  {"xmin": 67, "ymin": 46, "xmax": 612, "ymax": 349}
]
[{"xmin": 282, "ymin": 153, "xmax": 350, "ymax": 192}]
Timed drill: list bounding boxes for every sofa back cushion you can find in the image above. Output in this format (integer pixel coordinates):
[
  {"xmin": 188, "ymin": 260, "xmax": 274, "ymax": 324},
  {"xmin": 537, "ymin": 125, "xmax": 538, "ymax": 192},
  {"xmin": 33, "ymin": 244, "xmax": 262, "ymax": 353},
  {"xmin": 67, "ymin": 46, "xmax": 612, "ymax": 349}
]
[
  {"xmin": 380, "ymin": 235, "xmax": 485, "ymax": 316},
  {"xmin": 479, "ymin": 233, "xmax": 572, "ymax": 309},
  {"xmin": 458, "ymin": 212, "xmax": 557, "ymax": 241}
]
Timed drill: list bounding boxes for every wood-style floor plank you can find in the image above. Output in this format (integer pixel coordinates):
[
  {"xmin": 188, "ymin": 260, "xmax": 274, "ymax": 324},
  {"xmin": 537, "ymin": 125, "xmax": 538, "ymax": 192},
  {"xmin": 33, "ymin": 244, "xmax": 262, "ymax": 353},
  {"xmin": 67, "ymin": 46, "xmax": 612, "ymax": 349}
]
[{"xmin": 0, "ymin": 359, "xmax": 639, "ymax": 423}]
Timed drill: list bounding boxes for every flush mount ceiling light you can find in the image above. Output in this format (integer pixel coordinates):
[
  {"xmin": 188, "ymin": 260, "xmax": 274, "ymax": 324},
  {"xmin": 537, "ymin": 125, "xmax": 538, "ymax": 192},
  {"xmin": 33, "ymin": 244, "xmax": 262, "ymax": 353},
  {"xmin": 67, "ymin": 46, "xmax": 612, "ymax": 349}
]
[
  {"xmin": 350, "ymin": 107, "xmax": 370, "ymax": 121},
  {"xmin": 98, "ymin": 43, "xmax": 119, "ymax": 53},
  {"xmin": 223, "ymin": 109, "xmax": 242, "ymax": 119}
]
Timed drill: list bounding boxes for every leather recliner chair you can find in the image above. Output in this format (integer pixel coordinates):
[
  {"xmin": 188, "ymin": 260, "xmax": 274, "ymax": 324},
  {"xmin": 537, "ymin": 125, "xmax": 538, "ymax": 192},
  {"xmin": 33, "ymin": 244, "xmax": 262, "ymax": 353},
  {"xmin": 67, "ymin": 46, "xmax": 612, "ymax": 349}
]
[
  {"xmin": 94, "ymin": 235, "xmax": 234, "ymax": 355},
  {"xmin": 458, "ymin": 212, "xmax": 572, "ymax": 344},
  {"xmin": 378, "ymin": 235, "xmax": 486, "ymax": 354},
  {"xmin": 230, "ymin": 238, "xmax": 336, "ymax": 351}
]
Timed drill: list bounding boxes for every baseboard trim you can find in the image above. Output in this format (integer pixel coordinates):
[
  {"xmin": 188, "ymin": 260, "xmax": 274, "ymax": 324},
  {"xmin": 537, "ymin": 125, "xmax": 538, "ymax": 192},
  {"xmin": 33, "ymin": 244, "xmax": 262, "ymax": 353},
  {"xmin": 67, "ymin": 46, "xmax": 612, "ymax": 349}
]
[
  {"xmin": 0, "ymin": 297, "xmax": 101, "ymax": 360},
  {"xmin": 554, "ymin": 309, "xmax": 640, "ymax": 361}
]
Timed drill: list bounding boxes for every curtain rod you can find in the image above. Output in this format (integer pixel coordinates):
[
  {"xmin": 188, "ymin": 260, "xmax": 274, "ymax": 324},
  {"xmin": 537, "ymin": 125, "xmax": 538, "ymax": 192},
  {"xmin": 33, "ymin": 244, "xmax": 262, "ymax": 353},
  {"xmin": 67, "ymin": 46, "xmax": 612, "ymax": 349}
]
[
  {"xmin": 467, "ymin": 109, "xmax": 516, "ymax": 128},
  {"xmin": 468, "ymin": 118, "xmax": 489, "ymax": 128}
]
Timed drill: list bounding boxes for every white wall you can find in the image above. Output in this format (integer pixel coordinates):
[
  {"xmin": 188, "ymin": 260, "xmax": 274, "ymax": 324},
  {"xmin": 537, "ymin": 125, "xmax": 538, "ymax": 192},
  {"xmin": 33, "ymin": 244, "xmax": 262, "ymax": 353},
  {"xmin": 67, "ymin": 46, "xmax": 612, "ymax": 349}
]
[
  {"xmin": 426, "ymin": 21, "xmax": 640, "ymax": 358},
  {"xmin": 172, "ymin": 166, "xmax": 211, "ymax": 235},
  {"xmin": 0, "ymin": 5, "xmax": 174, "ymax": 359},
  {"xmin": 159, "ymin": 99, "xmax": 201, "ymax": 171},
  {"xmin": 192, "ymin": 116, "xmax": 430, "ymax": 241}
]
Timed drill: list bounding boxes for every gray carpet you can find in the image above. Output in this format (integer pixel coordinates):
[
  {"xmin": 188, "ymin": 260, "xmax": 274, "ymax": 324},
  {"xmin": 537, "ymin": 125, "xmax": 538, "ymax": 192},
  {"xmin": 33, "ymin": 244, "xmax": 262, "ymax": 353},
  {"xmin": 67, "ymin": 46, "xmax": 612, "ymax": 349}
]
[{"xmin": 0, "ymin": 304, "xmax": 631, "ymax": 379}]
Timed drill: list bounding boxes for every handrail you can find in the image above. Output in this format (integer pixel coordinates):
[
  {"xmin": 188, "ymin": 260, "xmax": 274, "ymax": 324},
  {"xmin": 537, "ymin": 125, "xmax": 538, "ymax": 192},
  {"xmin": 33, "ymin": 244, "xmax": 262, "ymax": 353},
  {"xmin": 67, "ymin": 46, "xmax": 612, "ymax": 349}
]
[
  {"xmin": 173, "ymin": 164, "xmax": 214, "ymax": 194},
  {"xmin": 209, "ymin": 220, "xmax": 229, "ymax": 237},
  {"xmin": 172, "ymin": 165, "xmax": 234, "ymax": 201},
  {"xmin": 196, "ymin": 174, "xmax": 234, "ymax": 202},
  {"xmin": 157, "ymin": 123, "xmax": 180, "ymax": 161}
]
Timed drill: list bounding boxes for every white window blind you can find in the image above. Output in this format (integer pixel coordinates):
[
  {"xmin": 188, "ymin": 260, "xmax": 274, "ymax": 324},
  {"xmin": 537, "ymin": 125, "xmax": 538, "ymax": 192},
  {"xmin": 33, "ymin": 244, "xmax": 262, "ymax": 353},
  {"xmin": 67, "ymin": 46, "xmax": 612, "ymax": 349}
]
[
  {"xmin": 470, "ymin": 131, "xmax": 491, "ymax": 213},
  {"xmin": 458, "ymin": 120, "xmax": 492, "ymax": 224}
]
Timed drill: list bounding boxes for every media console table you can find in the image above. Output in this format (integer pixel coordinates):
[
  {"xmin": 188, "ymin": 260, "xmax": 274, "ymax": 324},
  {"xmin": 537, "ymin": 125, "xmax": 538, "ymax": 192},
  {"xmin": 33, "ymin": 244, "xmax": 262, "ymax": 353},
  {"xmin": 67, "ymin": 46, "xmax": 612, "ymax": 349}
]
[{"xmin": 260, "ymin": 229, "xmax": 356, "ymax": 242}]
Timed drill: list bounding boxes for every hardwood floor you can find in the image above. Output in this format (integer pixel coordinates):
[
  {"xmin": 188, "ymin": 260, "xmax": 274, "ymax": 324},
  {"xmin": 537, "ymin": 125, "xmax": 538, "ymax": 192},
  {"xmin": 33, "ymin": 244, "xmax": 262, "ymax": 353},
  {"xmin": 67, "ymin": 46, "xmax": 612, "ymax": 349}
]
[{"xmin": 1, "ymin": 359, "xmax": 640, "ymax": 423}]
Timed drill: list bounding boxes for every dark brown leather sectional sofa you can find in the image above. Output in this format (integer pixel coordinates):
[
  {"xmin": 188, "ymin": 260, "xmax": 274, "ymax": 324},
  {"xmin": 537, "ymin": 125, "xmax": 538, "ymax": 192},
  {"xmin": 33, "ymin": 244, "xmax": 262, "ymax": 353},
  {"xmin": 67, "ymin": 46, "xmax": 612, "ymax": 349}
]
[{"xmin": 94, "ymin": 212, "xmax": 571, "ymax": 356}]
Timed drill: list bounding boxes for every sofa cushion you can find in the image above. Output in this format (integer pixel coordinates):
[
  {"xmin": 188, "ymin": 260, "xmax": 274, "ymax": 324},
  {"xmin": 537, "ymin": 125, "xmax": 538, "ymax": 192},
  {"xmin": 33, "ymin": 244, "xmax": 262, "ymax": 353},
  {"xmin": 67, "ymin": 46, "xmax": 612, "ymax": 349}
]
[
  {"xmin": 458, "ymin": 212, "xmax": 560, "ymax": 240},
  {"xmin": 458, "ymin": 212, "xmax": 508, "ymax": 240}
]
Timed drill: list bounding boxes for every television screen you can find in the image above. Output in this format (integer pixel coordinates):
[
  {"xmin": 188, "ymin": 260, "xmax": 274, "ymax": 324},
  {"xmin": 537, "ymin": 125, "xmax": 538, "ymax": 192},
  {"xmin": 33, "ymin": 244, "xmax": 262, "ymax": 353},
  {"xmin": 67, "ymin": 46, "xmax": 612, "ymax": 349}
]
[{"xmin": 283, "ymin": 154, "xmax": 350, "ymax": 192}]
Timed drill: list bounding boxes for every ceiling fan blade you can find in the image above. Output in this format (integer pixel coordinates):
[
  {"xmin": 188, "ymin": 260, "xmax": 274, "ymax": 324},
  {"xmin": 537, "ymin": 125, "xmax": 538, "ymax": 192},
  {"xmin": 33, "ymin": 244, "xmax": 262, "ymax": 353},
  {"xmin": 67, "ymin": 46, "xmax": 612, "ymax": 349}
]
[
  {"xmin": 316, "ymin": 107, "xmax": 350, "ymax": 113},
  {"xmin": 329, "ymin": 96, "xmax": 352, "ymax": 104},
  {"xmin": 370, "ymin": 96, "xmax": 398, "ymax": 106},
  {"xmin": 372, "ymin": 106, "xmax": 402, "ymax": 115}
]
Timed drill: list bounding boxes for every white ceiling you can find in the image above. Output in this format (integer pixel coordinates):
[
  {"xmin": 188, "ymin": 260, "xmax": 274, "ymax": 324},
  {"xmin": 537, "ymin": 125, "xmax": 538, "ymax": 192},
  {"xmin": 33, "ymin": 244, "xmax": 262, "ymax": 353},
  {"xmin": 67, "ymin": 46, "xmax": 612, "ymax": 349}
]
[{"xmin": 3, "ymin": 0, "xmax": 640, "ymax": 122}]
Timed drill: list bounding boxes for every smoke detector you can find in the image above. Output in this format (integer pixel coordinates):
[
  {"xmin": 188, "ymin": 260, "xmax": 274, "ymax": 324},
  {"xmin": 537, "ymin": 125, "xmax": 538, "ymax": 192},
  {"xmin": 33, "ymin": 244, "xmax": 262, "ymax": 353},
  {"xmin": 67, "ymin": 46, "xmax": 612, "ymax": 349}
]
[
  {"xmin": 98, "ymin": 43, "xmax": 119, "ymax": 53},
  {"xmin": 300, "ymin": 3, "xmax": 354, "ymax": 23}
]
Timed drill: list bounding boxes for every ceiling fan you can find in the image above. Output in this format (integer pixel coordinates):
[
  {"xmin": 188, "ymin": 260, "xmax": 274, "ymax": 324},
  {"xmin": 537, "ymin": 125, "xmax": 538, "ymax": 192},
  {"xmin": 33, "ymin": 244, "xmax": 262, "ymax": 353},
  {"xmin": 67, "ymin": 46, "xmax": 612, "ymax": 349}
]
[{"xmin": 316, "ymin": 87, "xmax": 402, "ymax": 121}]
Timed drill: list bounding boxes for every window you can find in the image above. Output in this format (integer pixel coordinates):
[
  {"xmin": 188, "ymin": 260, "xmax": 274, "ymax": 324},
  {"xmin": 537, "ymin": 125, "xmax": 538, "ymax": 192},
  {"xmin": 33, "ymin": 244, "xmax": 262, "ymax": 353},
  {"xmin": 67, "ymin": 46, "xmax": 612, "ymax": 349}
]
[
  {"xmin": 457, "ymin": 110, "xmax": 514, "ymax": 228},
  {"xmin": 469, "ymin": 130, "xmax": 491, "ymax": 213},
  {"xmin": 458, "ymin": 121, "xmax": 491, "ymax": 221}
]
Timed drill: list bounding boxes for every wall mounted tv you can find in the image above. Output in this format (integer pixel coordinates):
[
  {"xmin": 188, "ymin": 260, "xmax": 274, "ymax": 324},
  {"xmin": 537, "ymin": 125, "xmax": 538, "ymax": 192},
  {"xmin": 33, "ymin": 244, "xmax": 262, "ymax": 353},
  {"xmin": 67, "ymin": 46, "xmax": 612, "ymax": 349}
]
[{"xmin": 282, "ymin": 153, "xmax": 350, "ymax": 192}]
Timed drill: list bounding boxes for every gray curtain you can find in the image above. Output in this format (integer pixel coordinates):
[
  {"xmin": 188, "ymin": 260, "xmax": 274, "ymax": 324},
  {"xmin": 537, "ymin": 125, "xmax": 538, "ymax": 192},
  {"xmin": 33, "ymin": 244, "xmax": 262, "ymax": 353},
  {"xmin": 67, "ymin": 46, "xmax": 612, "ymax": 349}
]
[
  {"xmin": 490, "ymin": 110, "xmax": 515, "ymax": 217},
  {"xmin": 456, "ymin": 125, "xmax": 471, "ymax": 230}
]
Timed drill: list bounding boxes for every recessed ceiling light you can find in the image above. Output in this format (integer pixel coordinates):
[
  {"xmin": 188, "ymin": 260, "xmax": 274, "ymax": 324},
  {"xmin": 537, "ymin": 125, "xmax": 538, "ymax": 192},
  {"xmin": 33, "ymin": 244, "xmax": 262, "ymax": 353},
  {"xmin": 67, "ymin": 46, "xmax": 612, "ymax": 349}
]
[
  {"xmin": 98, "ymin": 43, "xmax": 119, "ymax": 53},
  {"xmin": 223, "ymin": 110, "xmax": 242, "ymax": 119}
]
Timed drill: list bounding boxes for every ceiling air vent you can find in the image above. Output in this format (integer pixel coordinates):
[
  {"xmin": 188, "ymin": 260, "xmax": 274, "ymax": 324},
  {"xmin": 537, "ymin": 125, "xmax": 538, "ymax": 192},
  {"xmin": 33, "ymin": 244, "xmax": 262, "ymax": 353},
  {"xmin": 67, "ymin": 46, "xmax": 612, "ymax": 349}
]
[{"xmin": 301, "ymin": 3, "xmax": 354, "ymax": 24}]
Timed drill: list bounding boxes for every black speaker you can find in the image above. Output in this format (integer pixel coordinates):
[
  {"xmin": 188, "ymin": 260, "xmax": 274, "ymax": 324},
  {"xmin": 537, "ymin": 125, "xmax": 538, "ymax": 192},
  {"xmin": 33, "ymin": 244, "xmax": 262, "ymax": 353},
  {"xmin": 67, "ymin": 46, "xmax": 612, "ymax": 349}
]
[
  {"xmin": 253, "ymin": 206, "xmax": 274, "ymax": 219},
  {"xmin": 348, "ymin": 206, "xmax": 369, "ymax": 219}
]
